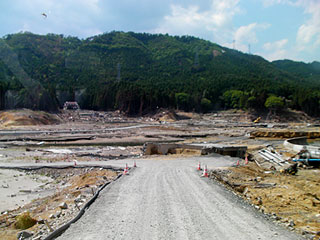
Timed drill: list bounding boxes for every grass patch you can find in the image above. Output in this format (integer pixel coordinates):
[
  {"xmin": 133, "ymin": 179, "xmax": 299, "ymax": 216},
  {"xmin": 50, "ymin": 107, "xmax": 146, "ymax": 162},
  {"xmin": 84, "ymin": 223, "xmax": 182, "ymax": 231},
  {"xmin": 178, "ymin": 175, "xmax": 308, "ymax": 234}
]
[{"xmin": 14, "ymin": 212, "xmax": 37, "ymax": 230}]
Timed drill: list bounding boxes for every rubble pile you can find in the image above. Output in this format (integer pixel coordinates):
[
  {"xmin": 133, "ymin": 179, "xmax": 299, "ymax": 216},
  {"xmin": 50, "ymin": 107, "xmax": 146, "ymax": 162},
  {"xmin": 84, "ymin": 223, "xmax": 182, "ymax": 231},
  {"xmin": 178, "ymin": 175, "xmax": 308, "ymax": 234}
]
[{"xmin": 209, "ymin": 163, "xmax": 320, "ymax": 239}]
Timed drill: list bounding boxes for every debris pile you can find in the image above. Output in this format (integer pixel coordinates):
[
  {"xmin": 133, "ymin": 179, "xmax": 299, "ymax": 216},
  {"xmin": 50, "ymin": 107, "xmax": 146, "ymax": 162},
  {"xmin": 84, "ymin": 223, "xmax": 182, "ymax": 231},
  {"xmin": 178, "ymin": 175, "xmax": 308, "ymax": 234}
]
[{"xmin": 209, "ymin": 163, "xmax": 320, "ymax": 238}]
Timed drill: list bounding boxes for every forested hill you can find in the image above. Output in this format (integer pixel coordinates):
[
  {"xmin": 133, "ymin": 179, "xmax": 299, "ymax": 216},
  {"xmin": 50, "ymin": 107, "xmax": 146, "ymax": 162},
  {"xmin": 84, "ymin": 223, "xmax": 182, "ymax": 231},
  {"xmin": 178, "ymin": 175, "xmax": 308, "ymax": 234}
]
[
  {"xmin": 272, "ymin": 60, "xmax": 320, "ymax": 83},
  {"xmin": 0, "ymin": 31, "xmax": 320, "ymax": 116}
]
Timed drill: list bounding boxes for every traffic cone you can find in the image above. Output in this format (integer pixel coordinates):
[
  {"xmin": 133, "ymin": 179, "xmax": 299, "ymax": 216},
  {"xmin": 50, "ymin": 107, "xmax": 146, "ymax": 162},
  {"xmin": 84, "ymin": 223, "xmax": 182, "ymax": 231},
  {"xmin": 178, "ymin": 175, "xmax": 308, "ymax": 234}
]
[
  {"xmin": 123, "ymin": 163, "xmax": 129, "ymax": 175},
  {"xmin": 133, "ymin": 160, "xmax": 137, "ymax": 168},
  {"xmin": 197, "ymin": 162, "xmax": 201, "ymax": 171},
  {"xmin": 244, "ymin": 154, "xmax": 249, "ymax": 165},
  {"xmin": 202, "ymin": 165, "xmax": 208, "ymax": 177},
  {"xmin": 73, "ymin": 160, "xmax": 77, "ymax": 166}
]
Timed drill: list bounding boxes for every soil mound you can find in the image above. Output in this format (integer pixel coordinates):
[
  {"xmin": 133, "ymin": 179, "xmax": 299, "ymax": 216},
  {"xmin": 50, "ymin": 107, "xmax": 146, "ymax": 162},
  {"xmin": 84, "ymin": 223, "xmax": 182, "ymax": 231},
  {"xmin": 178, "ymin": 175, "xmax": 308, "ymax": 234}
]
[
  {"xmin": 249, "ymin": 109, "xmax": 314, "ymax": 123},
  {"xmin": 154, "ymin": 109, "xmax": 191, "ymax": 122},
  {"xmin": 0, "ymin": 109, "xmax": 61, "ymax": 127},
  {"xmin": 211, "ymin": 164, "xmax": 320, "ymax": 237}
]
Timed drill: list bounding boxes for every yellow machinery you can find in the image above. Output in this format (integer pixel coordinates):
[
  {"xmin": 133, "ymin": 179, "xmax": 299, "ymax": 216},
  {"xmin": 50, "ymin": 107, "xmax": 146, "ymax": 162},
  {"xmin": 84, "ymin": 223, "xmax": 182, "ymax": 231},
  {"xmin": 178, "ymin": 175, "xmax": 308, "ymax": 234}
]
[{"xmin": 253, "ymin": 117, "xmax": 261, "ymax": 123}]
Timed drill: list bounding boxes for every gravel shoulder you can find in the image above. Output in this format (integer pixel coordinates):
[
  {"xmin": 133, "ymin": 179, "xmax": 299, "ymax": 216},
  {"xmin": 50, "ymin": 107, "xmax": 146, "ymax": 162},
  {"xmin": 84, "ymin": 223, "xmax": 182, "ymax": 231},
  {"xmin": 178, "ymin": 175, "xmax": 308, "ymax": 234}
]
[{"xmin": 58, "ymin": 156, "xmax": 302, "ymax": 240}]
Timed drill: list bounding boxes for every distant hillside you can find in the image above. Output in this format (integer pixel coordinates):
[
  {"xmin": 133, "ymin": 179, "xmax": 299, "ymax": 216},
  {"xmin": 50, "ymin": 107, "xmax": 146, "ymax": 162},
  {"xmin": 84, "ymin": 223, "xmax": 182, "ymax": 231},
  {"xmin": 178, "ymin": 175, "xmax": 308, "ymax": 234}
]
[
  {"xmin": 0, "ymin": 31, "xmax": 320, "ymax": 115},
  {"xmin": 272, "ymin": 60, "xmax": 320, "ymax": 84}
]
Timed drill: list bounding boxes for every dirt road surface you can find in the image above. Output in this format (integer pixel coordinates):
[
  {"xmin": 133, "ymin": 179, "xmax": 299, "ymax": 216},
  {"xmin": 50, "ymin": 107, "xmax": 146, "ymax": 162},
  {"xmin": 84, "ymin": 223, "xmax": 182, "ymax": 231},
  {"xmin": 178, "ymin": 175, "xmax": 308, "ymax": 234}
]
[{"xmin": 56, "ymin": 156, "xmax": 302, "ymax": 240}]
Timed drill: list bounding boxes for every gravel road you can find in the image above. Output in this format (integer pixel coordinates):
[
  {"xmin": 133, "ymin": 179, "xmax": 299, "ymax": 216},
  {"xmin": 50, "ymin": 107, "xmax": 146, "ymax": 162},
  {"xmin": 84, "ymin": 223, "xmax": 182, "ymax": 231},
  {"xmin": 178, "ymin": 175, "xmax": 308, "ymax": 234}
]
[{"xmin": 57, "ymin": 156, "xmax": 302, "ymax": 240}]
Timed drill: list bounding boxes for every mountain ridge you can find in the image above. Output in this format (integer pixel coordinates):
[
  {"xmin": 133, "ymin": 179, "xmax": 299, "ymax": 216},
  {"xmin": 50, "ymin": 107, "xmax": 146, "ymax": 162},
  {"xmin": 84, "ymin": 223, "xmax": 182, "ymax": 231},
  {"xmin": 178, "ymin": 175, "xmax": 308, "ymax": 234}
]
[{"xmin": 0, "ymin": 31, "xmax": 319, "ymax": 115}]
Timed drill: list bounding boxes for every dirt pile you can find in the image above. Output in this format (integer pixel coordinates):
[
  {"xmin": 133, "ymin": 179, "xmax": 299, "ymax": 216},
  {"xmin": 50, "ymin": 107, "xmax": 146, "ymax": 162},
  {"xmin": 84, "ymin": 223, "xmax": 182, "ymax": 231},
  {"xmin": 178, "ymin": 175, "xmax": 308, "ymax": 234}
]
[
  {"xmin": 212, "ymin": 109, "xmax": 254, "ymax": 122},
  {"xmin": 248, "ymin": 109, "xmax": 314, "ymax": 123},
  {"xmin": 152, "ymin": 109, "xmax": 192, "ymax": 122},
  {"xmin": 0, "ymin": 109, "xmax": 61, "ymax": 127},
  {"xmin": 266, "ymin": 109, "xmax": 314, "ymax": 123},
  {"xmin": 210, "ymin": 163, "xmax": 320, "ymax": 238},
  {"xmin": 210, "ymin": 109, "xmax": 314, "ymax": 124}
]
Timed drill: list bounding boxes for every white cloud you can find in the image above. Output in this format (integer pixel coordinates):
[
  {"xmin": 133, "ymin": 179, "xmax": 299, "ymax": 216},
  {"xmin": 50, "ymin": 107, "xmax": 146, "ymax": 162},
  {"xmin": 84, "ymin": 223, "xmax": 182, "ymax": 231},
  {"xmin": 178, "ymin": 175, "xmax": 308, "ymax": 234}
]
[
  {"xmin": 235, "ymin": 23, "xmax": 269, "ymax": 43},
  {"xmin": 224, "ymin": 23, "xmax": 270, "ymax": 52},
  {"xmin": 259, "ymin": 0, "xmax": 320, "ymax": 61},
  {"xmin": 260, "ymin": 0, "xmax": 320, "ymax": 51},
  {"xmin": 153, "ymin": 1, "xmax": 273, "ymax": 54},
  {"xmin": 296, "ymin": 0, "xmax": 320, "ymax": 51},
  {"xmin": 263, "ymin": 49, "xmax": 288, "ymax": 61},
  {"xmin": 263, "ymin": 39, "xmax": 288, "ymax": 50},
  {"xmin": 262, "ymin": 39, "xmax": 289, "ymax": 61},
  {"xmin": 153, "ymin": 0, "xmax": 241, "ymax": 44}
]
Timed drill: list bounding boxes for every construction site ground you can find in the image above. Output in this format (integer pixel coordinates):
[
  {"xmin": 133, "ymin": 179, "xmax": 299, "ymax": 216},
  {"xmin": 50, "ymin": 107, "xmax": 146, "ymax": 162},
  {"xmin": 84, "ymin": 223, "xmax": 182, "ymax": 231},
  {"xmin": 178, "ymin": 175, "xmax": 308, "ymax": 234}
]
[
  {"xmin": 0, "ymin": 108, "xmax": 319, "ymax": 239},
  {"xmin": 210, "ymin": 163, "xmax": 320, "ymax": 239}
]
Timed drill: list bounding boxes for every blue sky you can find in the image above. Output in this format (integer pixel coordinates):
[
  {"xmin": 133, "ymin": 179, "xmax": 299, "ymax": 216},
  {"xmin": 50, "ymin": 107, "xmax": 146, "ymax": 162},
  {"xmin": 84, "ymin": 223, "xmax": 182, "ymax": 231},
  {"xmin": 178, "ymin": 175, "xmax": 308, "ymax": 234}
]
[{"xmin": 0, "ymin": 0, "xmax": 319, "ymax": 63}]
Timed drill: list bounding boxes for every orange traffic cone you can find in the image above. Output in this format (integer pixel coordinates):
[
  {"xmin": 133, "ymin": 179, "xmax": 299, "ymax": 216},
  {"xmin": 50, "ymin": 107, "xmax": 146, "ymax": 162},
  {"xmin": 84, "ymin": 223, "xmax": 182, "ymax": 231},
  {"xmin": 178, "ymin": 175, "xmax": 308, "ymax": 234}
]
[
  {"xmin": 202, "ymin": 165, "xmax": 208, "ymax": 177},
  {"xmin": 133, "ymin": 160, "xmax": 137, "ymax": 168},
  {"xmin": 123, "ymin": 163, "xmax": 129, "ymax": 175},
  {"xmin": 197, "ymin": 162, "xmax": 201, "ymax": 171}
]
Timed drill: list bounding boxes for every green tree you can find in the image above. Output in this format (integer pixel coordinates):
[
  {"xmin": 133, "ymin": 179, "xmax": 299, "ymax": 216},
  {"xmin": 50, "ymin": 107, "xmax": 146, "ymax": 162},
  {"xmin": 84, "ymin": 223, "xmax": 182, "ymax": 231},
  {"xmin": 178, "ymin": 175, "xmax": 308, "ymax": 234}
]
[
  {"xmin": 222, "ymin": 90, "xmax": 247, "ymax": 109},
  {"xmin": 265, "ymin": 95, "xmax": 284, "ymax": 110},
  {"xmin": 246, "ymin": 96, "xmax": 257, "ymax": 109},
  {"xmin": 175, "ymin": 92, "xmax": 190, "ymax": 111},
  {"xmin": 200, "ymin": 98, "xmax": 212, "ymax": 113}
]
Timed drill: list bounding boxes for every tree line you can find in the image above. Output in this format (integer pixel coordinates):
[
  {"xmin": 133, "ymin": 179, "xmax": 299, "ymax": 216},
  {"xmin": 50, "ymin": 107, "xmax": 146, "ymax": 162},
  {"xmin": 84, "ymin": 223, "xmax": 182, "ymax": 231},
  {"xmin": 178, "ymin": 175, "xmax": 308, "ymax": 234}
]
[{"xmin": 0, "ymin": 31, "xmax": 319, "ymax": 116}]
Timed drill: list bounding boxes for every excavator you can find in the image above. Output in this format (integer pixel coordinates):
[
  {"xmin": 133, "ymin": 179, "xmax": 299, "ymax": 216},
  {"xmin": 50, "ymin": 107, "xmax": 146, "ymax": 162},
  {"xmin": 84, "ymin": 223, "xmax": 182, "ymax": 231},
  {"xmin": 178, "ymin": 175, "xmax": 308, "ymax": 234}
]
[{"xmin": 253, "ymin": 117, "xmax": 261, "ymax": 123}]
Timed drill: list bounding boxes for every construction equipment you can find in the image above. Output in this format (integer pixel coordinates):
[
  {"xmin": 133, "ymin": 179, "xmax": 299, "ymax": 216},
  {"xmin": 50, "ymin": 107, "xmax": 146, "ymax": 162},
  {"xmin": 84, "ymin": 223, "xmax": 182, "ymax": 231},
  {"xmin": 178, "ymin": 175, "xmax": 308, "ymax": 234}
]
[
  {"xmin": 253, "ymin": 117, "xmax": 261, "ymax": 123},
  {"xmin": 280, "ymin": 163, "xmax": 298, "ymax": 175}
]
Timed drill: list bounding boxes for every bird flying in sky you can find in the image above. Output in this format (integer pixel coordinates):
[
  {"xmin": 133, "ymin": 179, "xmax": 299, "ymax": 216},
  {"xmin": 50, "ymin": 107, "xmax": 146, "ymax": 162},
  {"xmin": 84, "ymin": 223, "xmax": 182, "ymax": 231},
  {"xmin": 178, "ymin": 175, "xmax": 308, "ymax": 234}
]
[{"xmin": 41, "ymin": 13, "xmax": 47, "ymax": 18}]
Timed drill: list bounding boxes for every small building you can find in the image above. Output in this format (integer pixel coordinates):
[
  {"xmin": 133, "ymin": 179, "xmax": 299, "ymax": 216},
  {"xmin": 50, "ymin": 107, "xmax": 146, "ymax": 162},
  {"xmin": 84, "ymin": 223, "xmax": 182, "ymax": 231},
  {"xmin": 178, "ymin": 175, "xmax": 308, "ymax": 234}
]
[{"xmin": 63, "ymin": 101, "xmax": 80, "ymax": 110}]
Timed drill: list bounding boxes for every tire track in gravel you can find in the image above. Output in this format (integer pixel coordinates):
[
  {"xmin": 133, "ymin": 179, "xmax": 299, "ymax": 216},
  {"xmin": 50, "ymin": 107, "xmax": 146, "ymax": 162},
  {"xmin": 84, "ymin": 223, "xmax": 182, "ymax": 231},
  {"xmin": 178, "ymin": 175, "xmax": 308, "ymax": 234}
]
[
  {"xmin": 175, "ymin": 167, "xmax": 255, "ymax": 239},
  {"xmin": 168, "ymin": 167, "xmax": 231, "ymax": 239}
]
